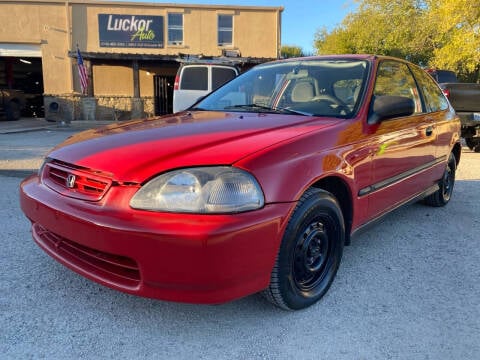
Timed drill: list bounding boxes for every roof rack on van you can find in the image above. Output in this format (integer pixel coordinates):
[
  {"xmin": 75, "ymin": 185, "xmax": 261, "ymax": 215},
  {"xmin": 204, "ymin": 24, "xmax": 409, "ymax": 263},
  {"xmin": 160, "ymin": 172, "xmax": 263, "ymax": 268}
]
[
  {"xmin": 176, "ymin": 54, "xmax": 240, "ymax": 65},
  {"xmin": 176, "ymin": 53, "xmax": 272, "ymax": 65}
]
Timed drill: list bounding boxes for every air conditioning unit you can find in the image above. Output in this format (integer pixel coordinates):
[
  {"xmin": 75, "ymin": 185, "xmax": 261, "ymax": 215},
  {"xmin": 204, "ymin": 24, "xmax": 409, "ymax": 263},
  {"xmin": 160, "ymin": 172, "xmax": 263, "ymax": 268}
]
[{"xmin": 222, "ymin": 49, "xmax": 241, "ymax": 57}]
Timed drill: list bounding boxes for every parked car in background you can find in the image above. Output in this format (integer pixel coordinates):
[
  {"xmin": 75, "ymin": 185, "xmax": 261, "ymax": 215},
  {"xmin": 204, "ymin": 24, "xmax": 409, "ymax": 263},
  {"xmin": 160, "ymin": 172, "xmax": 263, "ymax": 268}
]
[
  {"xmin": 173, "ymin": 62, "xmax": 239, "ymax": 113},
  {"xmin": 426, "ymin": 69, "xmax": 458, "ymax": 84},
  {"xmin": 0, "ymin": 88, "xmax": 25, "ymax": 120},
  {"xmin": 20, "ymin": 55, "xmax": 461, "ymax": 310},
  {"xmin": 427, "ymin": 69, "xmax": 480, "ymax": 152}
]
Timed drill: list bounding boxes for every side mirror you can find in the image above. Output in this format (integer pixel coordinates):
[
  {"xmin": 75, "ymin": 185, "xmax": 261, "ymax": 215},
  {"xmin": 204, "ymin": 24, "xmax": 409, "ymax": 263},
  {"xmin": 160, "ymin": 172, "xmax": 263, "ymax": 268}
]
[{"xmin": 368, "ymin": 95, "xmax": 415, "ymax": 124}]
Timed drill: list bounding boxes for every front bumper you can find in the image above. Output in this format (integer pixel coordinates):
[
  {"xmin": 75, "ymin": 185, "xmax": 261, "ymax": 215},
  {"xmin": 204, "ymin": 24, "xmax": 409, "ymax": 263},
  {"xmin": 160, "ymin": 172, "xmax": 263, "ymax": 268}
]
[{"xmin": 20, "ymin": 174, "xmax": 292, "ymax": 304}]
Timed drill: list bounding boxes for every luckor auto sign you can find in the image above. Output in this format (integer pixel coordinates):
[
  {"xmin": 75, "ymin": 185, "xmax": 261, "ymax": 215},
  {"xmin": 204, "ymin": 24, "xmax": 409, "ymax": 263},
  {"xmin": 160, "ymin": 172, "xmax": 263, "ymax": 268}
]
[{"xmin": 98, "ymin": 14, "xmax": 164, "ymax": 48}]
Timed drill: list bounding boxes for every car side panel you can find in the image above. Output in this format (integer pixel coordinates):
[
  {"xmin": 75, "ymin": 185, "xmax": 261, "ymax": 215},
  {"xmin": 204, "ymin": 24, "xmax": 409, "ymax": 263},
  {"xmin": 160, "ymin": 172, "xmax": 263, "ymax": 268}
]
[{"xmin": 365, "ymin": 113, "xmax": 439, "ymax": 218}]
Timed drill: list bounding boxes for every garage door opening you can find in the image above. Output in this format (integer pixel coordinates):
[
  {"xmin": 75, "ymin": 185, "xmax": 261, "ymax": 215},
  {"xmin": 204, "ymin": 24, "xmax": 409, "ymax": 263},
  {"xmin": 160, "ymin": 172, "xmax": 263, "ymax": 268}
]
[{"xmin": 1, "ymin": 56, "xmax": 44, "ymax": 118}]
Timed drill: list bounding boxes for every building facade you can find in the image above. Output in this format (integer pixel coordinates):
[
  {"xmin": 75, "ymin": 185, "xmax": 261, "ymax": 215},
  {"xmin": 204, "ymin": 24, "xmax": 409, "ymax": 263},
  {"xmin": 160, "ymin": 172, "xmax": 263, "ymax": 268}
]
[{"xmin": 0, "ymin": 0, "xmax": 283, "ymax": 121}]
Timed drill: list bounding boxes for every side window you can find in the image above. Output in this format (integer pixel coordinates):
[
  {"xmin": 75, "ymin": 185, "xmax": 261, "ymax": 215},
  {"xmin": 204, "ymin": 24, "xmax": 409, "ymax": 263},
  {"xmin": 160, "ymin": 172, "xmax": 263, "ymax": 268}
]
[
  {"xmin": 180, "ymin": 67, "xmax": 208, "ymax": 90},
  {"xmin": 410, "ymin": 66, "xmax": 449, "ymax": 112},
  {"xmin": 218, "ymin": 15, "xmax": 233, "ymax": 46},
  {"xmin": 374, "ymin": 61, "xmax": 423, "ymax": 114},
  {"xmin": 212, "ymin": 67, "xmax": 237, "ymax": 90},
  {"xmin": 168, "ymin": 13, "xmax": 183, "ymax": 46}
]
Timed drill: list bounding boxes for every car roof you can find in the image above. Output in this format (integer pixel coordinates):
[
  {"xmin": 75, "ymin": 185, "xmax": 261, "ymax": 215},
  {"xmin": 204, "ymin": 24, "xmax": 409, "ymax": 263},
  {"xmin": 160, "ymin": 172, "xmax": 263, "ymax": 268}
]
[{"xmin": 271, "ymin": 54, "xmax": 414, "ymax": 65}]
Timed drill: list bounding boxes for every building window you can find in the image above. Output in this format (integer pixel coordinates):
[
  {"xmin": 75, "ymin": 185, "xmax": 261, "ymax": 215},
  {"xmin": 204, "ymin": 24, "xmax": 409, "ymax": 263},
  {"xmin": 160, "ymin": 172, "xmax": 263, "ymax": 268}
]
[
  {"xmin": 218, "ymin": 14, "xmax": 233, "ymax": 46},
  {"xmin": 168, "ymin": 13, "xmax": 183, "ymax": 46}
]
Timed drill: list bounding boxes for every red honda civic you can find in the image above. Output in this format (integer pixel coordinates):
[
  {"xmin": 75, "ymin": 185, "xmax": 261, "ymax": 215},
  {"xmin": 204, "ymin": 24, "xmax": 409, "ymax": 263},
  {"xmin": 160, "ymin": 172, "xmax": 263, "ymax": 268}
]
[{"xmin": 20, "ymin": 55, "xmax": 461, "ymax": 310}]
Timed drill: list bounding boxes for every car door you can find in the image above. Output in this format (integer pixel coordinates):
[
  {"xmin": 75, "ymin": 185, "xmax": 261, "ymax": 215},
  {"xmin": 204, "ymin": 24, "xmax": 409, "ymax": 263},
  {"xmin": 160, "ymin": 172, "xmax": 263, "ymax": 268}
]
[{"xmin": 366, "ymin": 60, "xmax": 438, "ymax": 218}]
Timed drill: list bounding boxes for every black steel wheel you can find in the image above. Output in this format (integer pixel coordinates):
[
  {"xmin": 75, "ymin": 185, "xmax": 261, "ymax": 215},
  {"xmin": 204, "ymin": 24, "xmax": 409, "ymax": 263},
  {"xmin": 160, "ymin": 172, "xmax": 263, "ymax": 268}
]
[
  {"xmin": 424, "ymin": 152, "xmax": 456, "ymax": 207},
  {"xmin": 263, "ymin": 188, "xmax": 345, "ymax": 310}
]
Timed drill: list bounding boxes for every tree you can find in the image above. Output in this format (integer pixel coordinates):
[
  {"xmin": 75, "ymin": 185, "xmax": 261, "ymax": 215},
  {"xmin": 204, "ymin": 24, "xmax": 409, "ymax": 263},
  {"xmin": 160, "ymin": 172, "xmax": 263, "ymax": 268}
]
[
  {"xmin": 281, "ymin": 45, "xmax": 304, "ymax": 58},
  {"xmin": 314, "ymin": 0, "xmax": 480, "ymax": 81},
  {"xmin": 427, "ymin": 0, "xmax": 480, "ymax": 81},
  {"xmin": 315, "ymin": 0, "xmax": 432, "ymax": 63}
]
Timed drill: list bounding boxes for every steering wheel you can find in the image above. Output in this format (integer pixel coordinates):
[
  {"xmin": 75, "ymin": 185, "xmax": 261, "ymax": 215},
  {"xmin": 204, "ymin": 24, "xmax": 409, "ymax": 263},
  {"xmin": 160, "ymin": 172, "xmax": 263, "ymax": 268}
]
[
  {"xmin": 312, "ymin": 94, "xmax": 349, "ymax": 115},
  {"xmin": 312, "ymin": 94, "xmax": 345, "ymax": 106}
]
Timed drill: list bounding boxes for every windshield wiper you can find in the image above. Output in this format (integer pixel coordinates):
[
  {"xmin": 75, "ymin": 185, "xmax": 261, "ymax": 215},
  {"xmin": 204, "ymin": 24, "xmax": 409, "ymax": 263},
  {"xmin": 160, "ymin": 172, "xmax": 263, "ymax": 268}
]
[
  {"xmin": 225, "ymin": 104, "xmax": 276, "ymax": 111},
  {"xmin": 225, "ymin": 104, "xmax": 312, "ymax": 116},
  {"xmin": 276, "ymin": 107, "xmax": 313, "ymax": 116}
]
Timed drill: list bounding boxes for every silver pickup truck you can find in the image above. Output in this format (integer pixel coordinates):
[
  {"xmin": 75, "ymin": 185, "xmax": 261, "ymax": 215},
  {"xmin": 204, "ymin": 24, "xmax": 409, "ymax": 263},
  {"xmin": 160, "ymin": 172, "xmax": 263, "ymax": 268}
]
[
  {"xmin": 429, "ymin": 70, "xmax": 480, "ymax": 152},
  {"xmin": 0, "ymin": 89, "xmax": 25, "ymax": 121}
]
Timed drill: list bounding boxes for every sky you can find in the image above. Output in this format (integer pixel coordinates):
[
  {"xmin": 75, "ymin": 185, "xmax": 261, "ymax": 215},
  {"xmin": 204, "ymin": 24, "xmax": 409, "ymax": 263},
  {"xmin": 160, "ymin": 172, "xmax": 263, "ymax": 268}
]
[{"xmin": 121, "ymin": 0, "xmax": 357, "ymax": 54}]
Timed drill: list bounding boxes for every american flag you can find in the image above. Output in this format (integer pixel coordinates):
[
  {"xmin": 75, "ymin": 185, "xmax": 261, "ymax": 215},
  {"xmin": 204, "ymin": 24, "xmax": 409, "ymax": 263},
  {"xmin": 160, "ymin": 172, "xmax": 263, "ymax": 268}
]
[{"xmin": 77, "ymin": 47, "xmax": 89, "ymax": 94}]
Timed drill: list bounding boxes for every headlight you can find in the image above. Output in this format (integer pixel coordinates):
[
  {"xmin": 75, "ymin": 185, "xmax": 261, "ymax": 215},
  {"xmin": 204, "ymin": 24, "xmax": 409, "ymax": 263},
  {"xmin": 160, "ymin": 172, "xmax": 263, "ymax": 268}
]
[{"xmin": 130, "ymin": 167, "xmax": 265, "ymax": 213}]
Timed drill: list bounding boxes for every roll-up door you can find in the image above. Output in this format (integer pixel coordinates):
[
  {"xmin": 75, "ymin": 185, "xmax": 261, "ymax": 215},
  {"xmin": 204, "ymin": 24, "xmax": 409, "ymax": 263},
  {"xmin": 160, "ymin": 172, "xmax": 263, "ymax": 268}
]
[{"xmin": 0, "ymin": 43, "xmax": 41, "ymax": 57}]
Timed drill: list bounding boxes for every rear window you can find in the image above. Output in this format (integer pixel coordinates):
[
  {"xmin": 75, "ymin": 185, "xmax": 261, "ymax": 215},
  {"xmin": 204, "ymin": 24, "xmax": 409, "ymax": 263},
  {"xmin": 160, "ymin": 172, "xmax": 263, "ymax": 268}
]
[
  {"xmin": 427, "ymin": 70, "xmax": 457, "ymax": 83},
  {"xmin": 180, "ymin": 67, "xmax": 208, "ymax": 90},
  {"xmin": 436, "ymin": 71, "xmax": 457, "ymax": 83},
  {"xmin": 212, "ymin": 67, "xmax": 237, "ymax": 90}
]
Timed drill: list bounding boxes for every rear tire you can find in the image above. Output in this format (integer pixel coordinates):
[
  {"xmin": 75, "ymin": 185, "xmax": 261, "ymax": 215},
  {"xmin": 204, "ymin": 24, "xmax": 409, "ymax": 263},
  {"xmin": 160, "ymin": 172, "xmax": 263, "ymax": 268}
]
[
  {"xmin": 263, "ymin": 188, "xmax": 345, "ymax": 310},
  {"xmin": 424, "ymin": 153, "xmax": 456, "ymax": 207}
]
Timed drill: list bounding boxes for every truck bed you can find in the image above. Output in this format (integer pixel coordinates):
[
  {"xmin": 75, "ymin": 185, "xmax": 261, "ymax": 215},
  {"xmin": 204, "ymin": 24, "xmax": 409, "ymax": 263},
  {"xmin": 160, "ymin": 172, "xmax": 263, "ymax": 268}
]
[{"xmin": 442, "ymin": 83, "xmax": 480, "ymax": 113}]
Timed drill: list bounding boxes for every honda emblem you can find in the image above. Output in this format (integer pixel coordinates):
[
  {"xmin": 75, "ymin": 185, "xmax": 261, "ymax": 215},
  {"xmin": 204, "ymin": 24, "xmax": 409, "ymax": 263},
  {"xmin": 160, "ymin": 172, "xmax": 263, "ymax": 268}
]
[{"xmin": 66, "ymin": 174, "xmax": 76, "ymax": 188}]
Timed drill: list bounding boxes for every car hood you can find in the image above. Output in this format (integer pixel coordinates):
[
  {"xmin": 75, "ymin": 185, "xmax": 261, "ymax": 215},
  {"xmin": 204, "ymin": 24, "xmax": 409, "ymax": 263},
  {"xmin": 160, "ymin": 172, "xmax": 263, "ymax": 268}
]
[{"xmin": 48, "ymin": 111, "xmax": 339, "ymax": 182}]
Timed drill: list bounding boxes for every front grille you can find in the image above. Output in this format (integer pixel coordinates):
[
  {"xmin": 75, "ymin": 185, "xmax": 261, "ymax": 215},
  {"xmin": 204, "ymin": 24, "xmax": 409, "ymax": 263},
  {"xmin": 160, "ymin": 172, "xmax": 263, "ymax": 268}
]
[
  {"xmin": 33, "ymin": 223, "xmax": 141, "ymax": 289},
  {"xmin": 41, "ymin": 160, "xmax": 112, "ymax": 201}
]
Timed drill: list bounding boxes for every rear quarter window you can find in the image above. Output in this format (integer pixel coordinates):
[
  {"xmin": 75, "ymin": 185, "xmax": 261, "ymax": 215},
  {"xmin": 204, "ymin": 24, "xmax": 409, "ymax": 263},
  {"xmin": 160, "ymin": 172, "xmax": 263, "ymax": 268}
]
[
  {"xmin": 411, "ymin": 66, "xmax": 449, "ymax": 112},
  {"xmin": 180, "ymin": 67, "xmax": 208, "ymax": 90}
]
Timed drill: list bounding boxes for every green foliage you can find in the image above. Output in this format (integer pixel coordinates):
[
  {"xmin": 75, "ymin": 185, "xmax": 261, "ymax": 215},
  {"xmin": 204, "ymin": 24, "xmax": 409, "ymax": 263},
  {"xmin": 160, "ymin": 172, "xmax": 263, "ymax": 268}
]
[
  {"xmin": 428, "ymin": 0, "xmax": 480, "ymax": 81},
  {"xmin": 314, "ymin": 0, "xmax": 480, "ymax": 81},
  {"xmin": 281, "ymin": 45, "xmax": 304, "ymax": 58}
]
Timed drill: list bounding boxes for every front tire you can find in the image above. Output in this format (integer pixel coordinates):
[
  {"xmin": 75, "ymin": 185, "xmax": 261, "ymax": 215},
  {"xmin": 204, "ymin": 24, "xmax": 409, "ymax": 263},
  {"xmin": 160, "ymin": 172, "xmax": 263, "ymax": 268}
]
[
  {"xmin": 263, "ymin": 188, "xmax": 345, "ymax": 310},
  {"xmin": 424, "ymin": 153, "xmax": 456, "ymax": 207}
]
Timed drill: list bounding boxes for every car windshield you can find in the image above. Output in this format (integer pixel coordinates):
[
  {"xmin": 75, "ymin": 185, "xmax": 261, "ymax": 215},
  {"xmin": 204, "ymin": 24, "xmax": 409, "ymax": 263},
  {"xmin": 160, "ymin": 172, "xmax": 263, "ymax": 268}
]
[{"xmin": 194, "ymin": 59, "xmax": 369, "ymax": 118}]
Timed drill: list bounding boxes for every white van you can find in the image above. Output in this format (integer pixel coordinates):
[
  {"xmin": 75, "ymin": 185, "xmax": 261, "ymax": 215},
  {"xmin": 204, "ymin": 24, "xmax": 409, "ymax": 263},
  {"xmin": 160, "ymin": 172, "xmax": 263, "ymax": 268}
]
[{"xmin": 173, "ymin": 63, "xmax": 239, "ymax": 113}]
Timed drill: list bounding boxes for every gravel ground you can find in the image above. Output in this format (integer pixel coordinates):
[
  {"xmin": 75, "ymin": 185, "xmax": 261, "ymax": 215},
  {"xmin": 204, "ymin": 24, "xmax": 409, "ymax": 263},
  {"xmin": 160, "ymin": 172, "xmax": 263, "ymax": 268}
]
[{"xmin": 1, "ymin": 129, "xmax": 479, "ymax": 359}]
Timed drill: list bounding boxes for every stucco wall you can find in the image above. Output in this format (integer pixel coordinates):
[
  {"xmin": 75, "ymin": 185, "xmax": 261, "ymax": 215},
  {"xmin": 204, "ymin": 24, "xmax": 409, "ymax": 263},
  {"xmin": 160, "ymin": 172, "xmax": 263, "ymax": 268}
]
[
  {"xmin": 70, "ymin": 3, "xmax": 281, "ymax": 58},
  {"xmin": 93, "ymin": 63, "xmax": 133, "ymax": 96},
  {"xmin": 0, "ymin": 0, "xmax": 282, "ymax": 119},
  {"xmin": 0, "ymin": 1, "xmax": 71, "ymax": 94}
]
